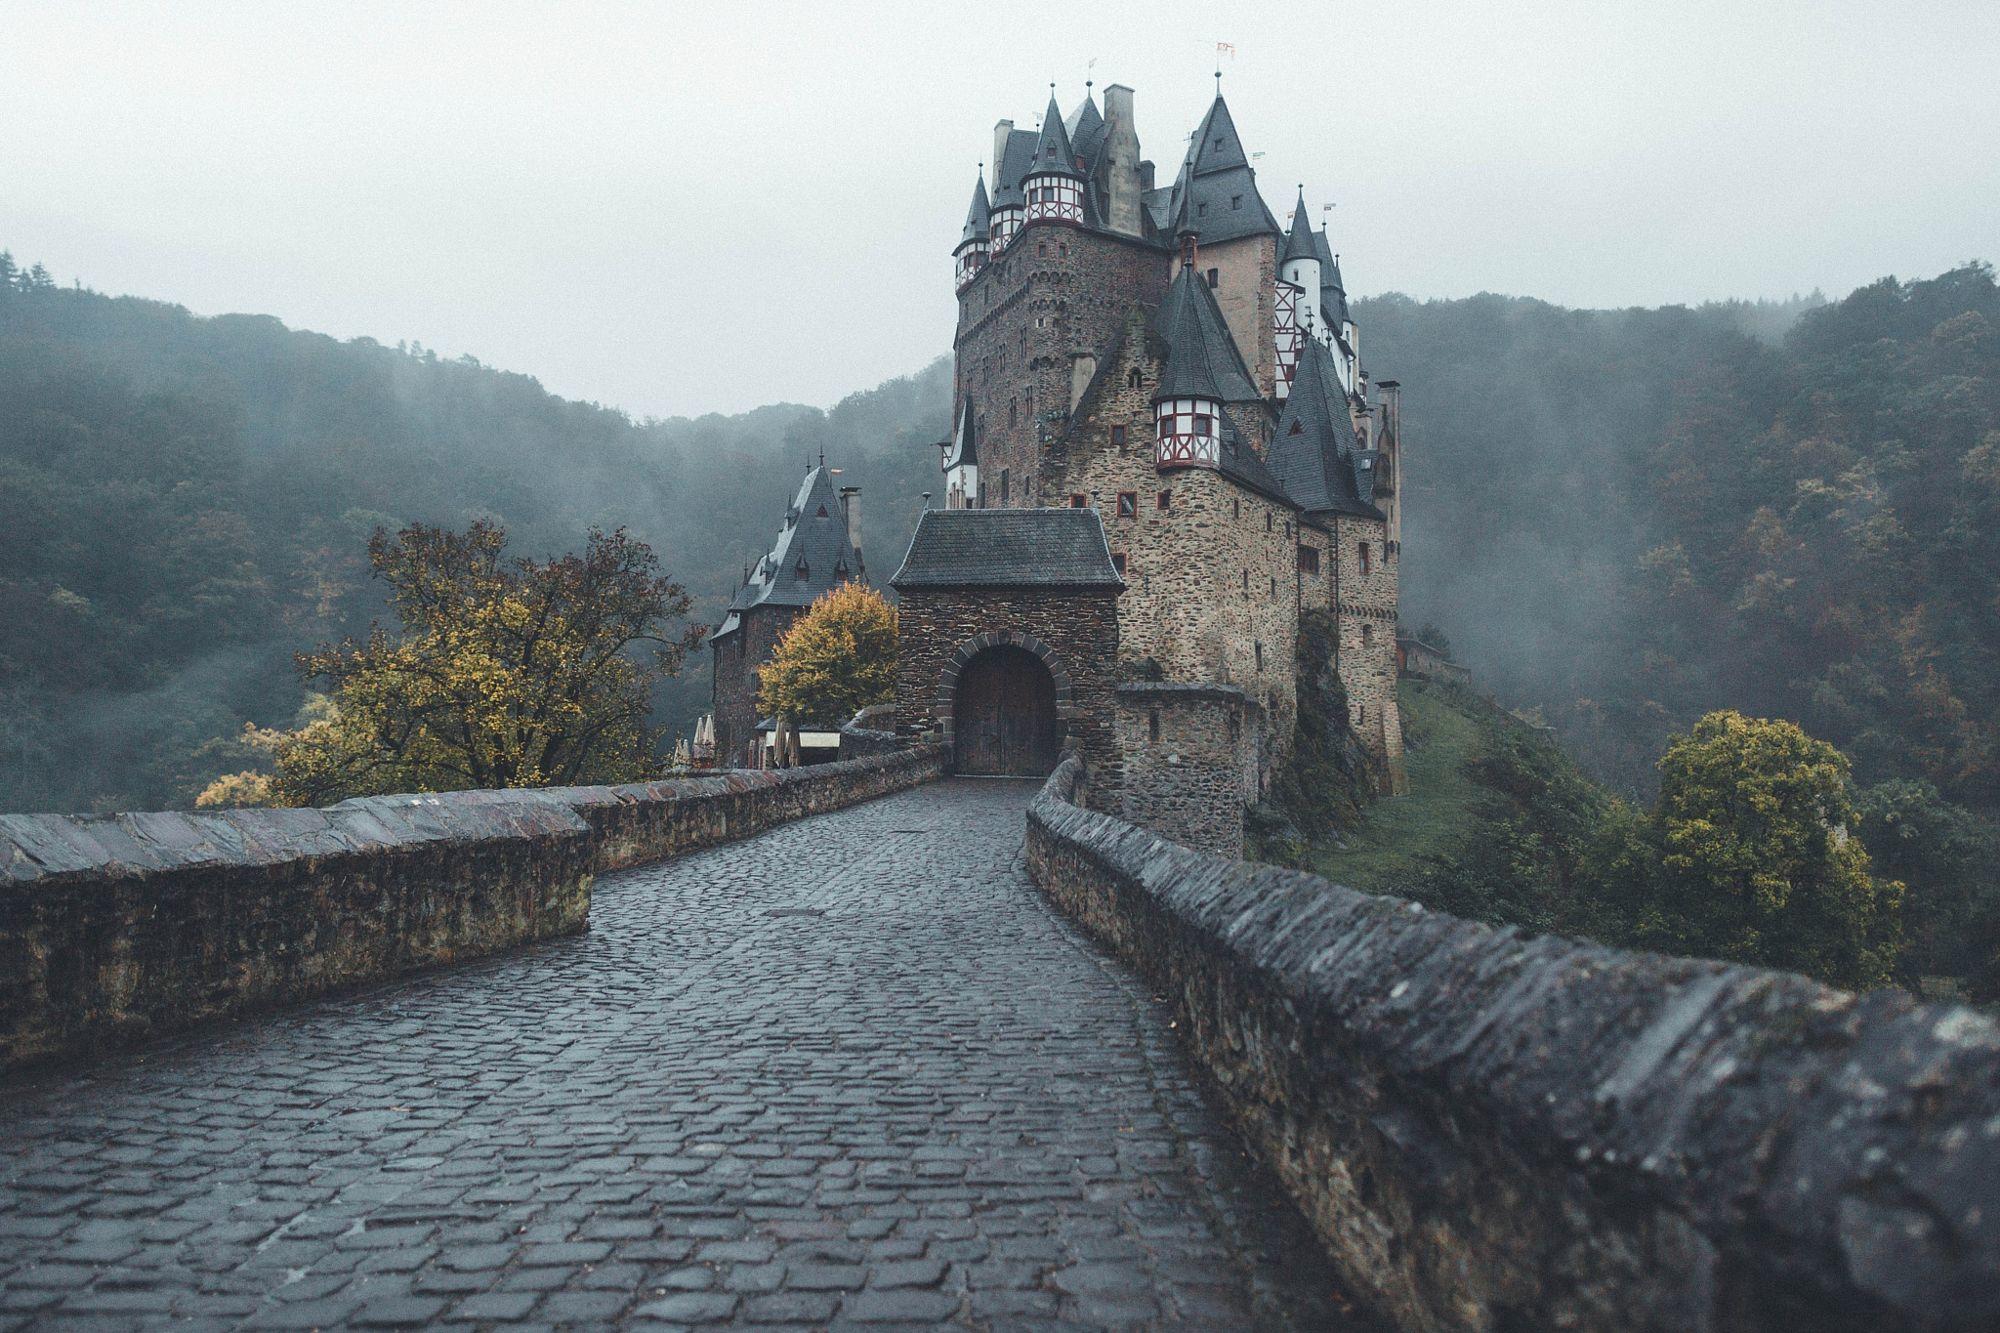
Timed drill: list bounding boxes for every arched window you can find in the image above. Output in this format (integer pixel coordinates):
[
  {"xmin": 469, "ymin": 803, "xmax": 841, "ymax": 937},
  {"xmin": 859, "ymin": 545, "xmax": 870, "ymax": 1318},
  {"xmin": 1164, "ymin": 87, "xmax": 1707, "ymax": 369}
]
[{"xmin": 1127, "ymin": 367, "xmax": 1142, "ymax": 389}]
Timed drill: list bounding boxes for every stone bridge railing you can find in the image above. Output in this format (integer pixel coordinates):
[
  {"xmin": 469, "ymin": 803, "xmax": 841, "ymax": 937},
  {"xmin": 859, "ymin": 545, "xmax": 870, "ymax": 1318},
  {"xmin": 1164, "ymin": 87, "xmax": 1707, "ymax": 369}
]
[
  {"xmin": 0, "ymin": 745, "xmax": 946, "ymax": 1074},
  {"xmin": 1028, "ymin": 754, "xmax": 2000, "ymax": 1333}
]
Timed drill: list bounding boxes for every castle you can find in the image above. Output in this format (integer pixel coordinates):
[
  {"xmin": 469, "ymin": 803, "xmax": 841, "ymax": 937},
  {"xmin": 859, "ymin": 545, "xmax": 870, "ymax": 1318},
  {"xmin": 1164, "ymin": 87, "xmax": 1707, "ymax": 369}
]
[
  {"xmin": 715, "ymin": 79, "xmax": 1408, "ymax": 838},
  {"xmin": 921, "ymin": 82, "xmax": 1405, "ymax": 785}
]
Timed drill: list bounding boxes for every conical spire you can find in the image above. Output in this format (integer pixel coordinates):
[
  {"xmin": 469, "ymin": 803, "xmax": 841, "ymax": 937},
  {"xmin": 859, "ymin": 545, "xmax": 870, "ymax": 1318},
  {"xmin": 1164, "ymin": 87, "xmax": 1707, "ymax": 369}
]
[
  {"xmin": 1266, "ymin": 341, "xmax": 1378, "ymax": 518},
  {"xmin": 1029, "ymin": 94, "xmax": 1081, "ymax": 177},
  {"xmin": 1185, "ymin": 93, "xmax": 1250, "ymax": 177},
  {"xmin": 1282, "ymin": 188, "xmax": 1318, "ymax": 264},
  {"xmin": 960, "ymin": 171, "xmax": 991, "ymax": 246},
  {"xmin": 1152, "ymin": 264, "xmax": 1258, "ymax": 404}
]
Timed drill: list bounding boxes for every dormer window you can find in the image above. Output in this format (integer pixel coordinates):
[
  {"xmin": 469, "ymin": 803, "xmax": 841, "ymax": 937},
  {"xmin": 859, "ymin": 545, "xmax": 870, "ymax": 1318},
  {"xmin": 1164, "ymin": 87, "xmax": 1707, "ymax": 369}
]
[
  {"xmin": 1197, "ymin": 201, "xmax": 1208, "ymax": 218},
  {"xmin": 1289, "ymin": 420, "xmax": 1303, "ymax": 435},
  {"xmin": 795, "ymin": 558, "xmax": 809, "ymax": 577},
  {"xmin": 816, "ymin": 504, "xmax": 828, "ymax": 517},
  {"xmin": 1231, "ymin": 195, "xmax": 1242, "ymax": 210}
]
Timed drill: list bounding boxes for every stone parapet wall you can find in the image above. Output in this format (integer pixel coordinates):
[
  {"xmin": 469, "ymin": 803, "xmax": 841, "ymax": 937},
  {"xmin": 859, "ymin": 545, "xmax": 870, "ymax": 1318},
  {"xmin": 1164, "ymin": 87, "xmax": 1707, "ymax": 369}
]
[
  {"xmin": 1027, "ymin": 754, "xmax": 2000, "ymax": 1332},
  {"xmin": 837, "ymin": 703, "xmax": 902, "ymax": 760},
  {"xmin": 0, "ymin": 746, "xmax": 946, "ymax": 1074}
]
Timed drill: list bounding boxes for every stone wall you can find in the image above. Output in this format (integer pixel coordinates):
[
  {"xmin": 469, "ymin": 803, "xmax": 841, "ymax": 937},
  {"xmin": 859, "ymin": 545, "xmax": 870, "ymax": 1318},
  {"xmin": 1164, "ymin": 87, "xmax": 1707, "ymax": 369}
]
[
  {"xmin": 0, "ymin": 746, "xmax": 946, "ymax": 1074},
  {"xmin": 954, "ymin": 221, "xmax": 1168, "ymax": 508},
  {"xmin": 892, "ymin": 586, "xmax": 1121, "ymax": 780},
  {"xmin": 1046, "ymin": 316, "xmax": 1304, "ymax": 756},
  {"xmin": 1197, "ymin": 233, "xmax": 1278, "ymax": 400},
  {"xmin": 1111, "ymin": 683, "xmax": 1262, "ymax": 858},
  {"xmin": 837, "ymin": 703, "xmax": 901, "ymax": 760},
  {"xmin": 1329, "ymin": 512, "xmax": 1399, "ymax": 780},
  {"xmin": 1028, "ymin": 755, "xmax": 2000, "ymax": 1332},
  {"xmin": 710, "ymin": 603, "xmax": 797, "ymax": 768}
]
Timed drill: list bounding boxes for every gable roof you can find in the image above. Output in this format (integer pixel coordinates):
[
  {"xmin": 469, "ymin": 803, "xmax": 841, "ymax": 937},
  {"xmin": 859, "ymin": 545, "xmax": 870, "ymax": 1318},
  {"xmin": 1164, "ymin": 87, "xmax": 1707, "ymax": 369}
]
[
  {"xmin": 1266, "ymin": 341, "xmax": 1383, "ymax": 520},
  {"xmin": 891, "ymin": 508, "xmax": 1123, "ymax": 590},
  {"xmin": 714, "ymin": 465, "xmax": 863, "ymax": 634},
  {"xmin": 1152, "ymin": 264, "xmax": 1260, "ymax": 403}
]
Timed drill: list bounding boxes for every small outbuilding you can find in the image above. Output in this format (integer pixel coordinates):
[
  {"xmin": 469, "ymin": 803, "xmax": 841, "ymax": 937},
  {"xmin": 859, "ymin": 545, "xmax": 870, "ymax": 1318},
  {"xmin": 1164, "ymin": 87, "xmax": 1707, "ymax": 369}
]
[{"xmin": 889, "ymin": 508, "xmax": 1124, "ymax": 778}]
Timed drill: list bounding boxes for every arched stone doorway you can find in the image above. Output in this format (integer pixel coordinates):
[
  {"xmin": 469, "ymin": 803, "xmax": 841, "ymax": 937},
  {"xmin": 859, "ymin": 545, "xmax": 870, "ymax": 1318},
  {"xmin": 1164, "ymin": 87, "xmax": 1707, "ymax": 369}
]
[{"xmin": 952, "ymin": 645, "xmax": 1060, "ymax": 776}]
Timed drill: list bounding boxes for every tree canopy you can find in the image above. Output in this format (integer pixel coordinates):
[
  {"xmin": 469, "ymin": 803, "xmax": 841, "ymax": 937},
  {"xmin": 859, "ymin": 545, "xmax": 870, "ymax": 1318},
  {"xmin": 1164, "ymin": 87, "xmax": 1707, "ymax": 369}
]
[
  {"xmin": 756, "ymin": 582, "xmax": 896, "ymax": 728},
  {"xmin": 224, "ymin": 522, "xmax": 704, "ymax": 805}
]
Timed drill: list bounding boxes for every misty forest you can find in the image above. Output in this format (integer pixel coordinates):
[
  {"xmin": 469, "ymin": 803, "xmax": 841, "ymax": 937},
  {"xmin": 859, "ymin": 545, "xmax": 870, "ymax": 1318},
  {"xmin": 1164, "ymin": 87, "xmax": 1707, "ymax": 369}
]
[{"xmin": 4, "ymin": 253, "xmax": 1997, "ymax": 994}]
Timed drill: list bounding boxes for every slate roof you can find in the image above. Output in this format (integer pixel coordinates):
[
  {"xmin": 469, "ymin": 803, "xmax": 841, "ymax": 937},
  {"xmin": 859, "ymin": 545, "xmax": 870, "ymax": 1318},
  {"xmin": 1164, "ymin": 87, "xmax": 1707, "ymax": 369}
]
[
  {"xmin": 1152, "ymin": 264, "xmax": 1260, "ymax": 403},
  {"xmin": 712, "ymin": 465, "xmax": 863, "ymax": 637},
  {"xmin": 1164, "ymin": 94, "xmax": 1281, "ymax": 246},
  {"xmin": 1066, "ymin": 93, "xmax": 1106, "ymax": 167},
  {"xmin": 1266, "ymin": 340, "xmax": 1383, "ymax": 520},
  {"xmin": 1029, "ymin": 96, "xmax": 1081, "ymax": 178},
  {"xmin": 891, "ymin": 508, "xmax": 1123, "ymax": 590},
  {"xmin": 991, "ymin": 128, "xmax": 1039, "ymax": 208},
  {"xmin": 960, "ymin": 174, "xmax": 990, "ymax": 247},
  {"xmin": 943, "ymin": 397, "xmax": 977, "ymax": 470},
  {"xmin": 1281, "ymin": 190, "xmax": 1318, "ymax": 265},
  {"xmin": 1314, "ymin": 229, "xmax": 1352, "ymax": 327}
]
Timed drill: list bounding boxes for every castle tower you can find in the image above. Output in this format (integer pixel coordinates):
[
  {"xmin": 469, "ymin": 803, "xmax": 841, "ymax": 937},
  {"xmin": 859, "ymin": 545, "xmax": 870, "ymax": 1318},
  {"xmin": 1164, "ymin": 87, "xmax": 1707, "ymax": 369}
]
[
  {"xmin": 1152, "ymin": 238, "xmax": 1236, "ymax": 471},
  {"xmin": 1167, "ymin": 92, "xmax": 1282, "ymax": 397},
  {"xmin": 955, "ymin": 172, "xmax": 990, "ymax": 290},
  {"xmin": 1023, "ymin": 95, "xmax": 1086, "ymax": 227},
  {"xmin": 1276, "ymin": 190, "xmax": 1320, "ymax": 401},
  {"xmin": 941, "ymin": 397, "xmax": 979, "ymax": 509}
]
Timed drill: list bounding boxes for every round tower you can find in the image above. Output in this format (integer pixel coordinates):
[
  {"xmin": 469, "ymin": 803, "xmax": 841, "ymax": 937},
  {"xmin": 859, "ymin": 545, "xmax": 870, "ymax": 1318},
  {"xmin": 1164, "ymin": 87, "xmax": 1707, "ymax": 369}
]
[
  {"xmin": 955, "ymin": 170, "xmax": 990, "ymax": 290},
  {"xmin": 1153, "ymin": 233, "xmax": 1224, "ymax": 472},
  {"xmin": 1022, "ymin": 95, "xmax": 1085, "ymax": 227}
]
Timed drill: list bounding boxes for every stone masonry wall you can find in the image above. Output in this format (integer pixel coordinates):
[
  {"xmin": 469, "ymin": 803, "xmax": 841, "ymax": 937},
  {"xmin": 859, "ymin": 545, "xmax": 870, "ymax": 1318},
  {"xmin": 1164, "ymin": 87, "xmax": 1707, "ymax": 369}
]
[
  {"xmin": 1027, "ymin": 755, "xmax": 2000, "ymax": 1332},
  {"xmin": 1196, "ymin": 233, "xmax": 1278, "ymax": 401},
  {"xmin": 955, "ymin": 222, "xmax": 1168, "ymax": 509},
  {"xmin": 893, "ymin": 587, "xmax": 1120, "ymax": 781},
  {"xmin": 1111, "ymin": 683, "xmax": 1262, "ymax": 858},
  {"xmin": 1046, "ymin": 317, "xmax": 1303, "ymax": 757},
  {"xmin": 710, "ymin": 603, "xmax": 797, "ymax": 768},
  {"xmin": 0, "ymin": 746, "xmax": 946, "ymax": 1074},
  {"xmin": 1330, "ymin": 512, "xmax": 1399, "ymax": 778}
]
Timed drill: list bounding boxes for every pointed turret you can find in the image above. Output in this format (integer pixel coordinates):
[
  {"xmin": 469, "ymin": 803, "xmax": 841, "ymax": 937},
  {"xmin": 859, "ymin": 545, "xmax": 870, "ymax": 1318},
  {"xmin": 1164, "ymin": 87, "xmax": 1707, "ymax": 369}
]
[
  {"xmin": 1065, "ymin": 87, "xmax": 1106, "ymax": 167},
  {"xmin": 1024, "ymin": 94, "xmax": 1085, "ymax": 227},
  {"xmin": 1281, "ymin": 189, "xmax": 1318, "ymax": 265},
  {"xmin": 1274, "ymin": 189, "xmax": 1323, "ymax": 400},
  {"xmin": 954, "ymin": 171, "xmax": 991, "ymax": 289},
  {"xmin": 1265, "ymin": 341, "xmax": 1381, "ymax": 520},
  {"xmin": 987, "ymin": 123, "xmax": 1037, "ymax": 251},
  {"xmin": 1152, "ymin": 259, "xmax": 1257, "ymax": 471},
  {"xmin": 1165, "ymin": 92, "xmax": 1280, "ymax": 245},
  {"xmin": 941, "ymin": 398, "xmax": 980, "ymax": 508}
]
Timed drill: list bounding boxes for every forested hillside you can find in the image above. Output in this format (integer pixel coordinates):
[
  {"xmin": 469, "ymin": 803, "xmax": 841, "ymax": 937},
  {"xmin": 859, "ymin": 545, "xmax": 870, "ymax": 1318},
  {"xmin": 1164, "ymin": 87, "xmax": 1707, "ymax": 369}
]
[
  {"xmin": 0, "ymin": 256, "xmax": 947, "ymax": 812},
  {"xmin": 3, "ymin": 253, "xmax": 1995, "ymax": 825},
  {"xmin": 1364, "ymin": 263, "xmax": 2000, "ymax": 808}
]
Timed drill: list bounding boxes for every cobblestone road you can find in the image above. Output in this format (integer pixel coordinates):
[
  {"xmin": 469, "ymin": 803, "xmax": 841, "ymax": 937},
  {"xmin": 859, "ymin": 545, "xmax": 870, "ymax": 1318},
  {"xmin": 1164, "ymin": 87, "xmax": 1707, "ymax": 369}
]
[{"xmin": 0, "ymin": 780, "xmax": 1361, "ymax": 1330}]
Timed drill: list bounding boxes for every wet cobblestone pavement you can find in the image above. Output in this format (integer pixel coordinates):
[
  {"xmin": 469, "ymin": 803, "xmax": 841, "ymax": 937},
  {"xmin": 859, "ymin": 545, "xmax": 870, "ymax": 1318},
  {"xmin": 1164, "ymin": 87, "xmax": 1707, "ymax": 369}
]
[{"xmin": 0, "ymin": 780, "xmax": 1360, "ymax": 1329}]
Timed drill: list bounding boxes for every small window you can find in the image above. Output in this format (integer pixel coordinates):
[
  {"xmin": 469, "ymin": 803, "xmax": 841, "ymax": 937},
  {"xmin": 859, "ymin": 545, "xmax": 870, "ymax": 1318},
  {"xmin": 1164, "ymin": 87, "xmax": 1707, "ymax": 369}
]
[
  {"xmin": 1111, "ymin": 552, "xmax": 1128, "ymax": 575},
  {"xmin": 1111, "ymin": 424, "xmax": 1127, "ymax": 445},
  {"xmin": 795, "ymin": 558, "xmax": 809, "ymax": 576},
  {"xmin": 1157, "ymin": 490, "xmax": 1172, "ymax": 512},
  {"xmin": 1356, "ymin": 704, "xmax": 1366, "ymax": 725},
  {"xmin": 1126, "ymin": 368, "xmax": 1142, "ymax": 389},
  {"xmin": 1148, "ymin": 711, "xmax": 1160, "ymax": 742},
  {"xmin": 1117, "ymin": 492, "xmax": 1138, "ymax": 518},
  {"xmin": 1197, "ymin": 201, "xmax": 1208, "ymax": 218},
  {"xmin": 1254, "ymin": 641, "xmax": 1264, "ymax": 672},
  {"xmin": 1359, "ymin": 541, "xmax": 1371, "ymax": 574},
  {"xmin": 1058, "ymin": 242, "xmax": 1067, "ymax": 258},
  {"xmin": 1232, "ymin": 497, "xmax": 1241, "ymax": 519},
  {"xmin": 1038, "ymin": 242, "xmax": 1047, "ymax": 257},
  {"xmin": 1241, "ymin": 569, "xmax": 1249, "ymax": 592},
  {"xmin": 1363, "ymin": 623, "xmax": 1374, "ymax": 646},
  {"xmin": 816, "ymin": 504, "xmax": 828, "ymax": 517},
  {"xmin": 1231, "ymin": 194, "xmax": 1242, "ymax": 210},
  {"xmin": 1298, "ymin": 546, "xmax": 1320, "ymax": 574},
  {"xmin": 1265, "ymin": 513, "xmax": 1273, "ymax": 532},
  {"xmin": 1194, "ymin": 413, "xmax": 1212, "ymax": 436},
  {"xmin": 1001, "ymin": 469, "xmax": 1010, "ymax": 502},
  {"xmin": 1271, "ymin": 576, "xmax": 1278, "ymax": 598},
  {"xmin": 1070, "ymin": 493, "xmax": 1087, "ymax": 509},
  {"xmin": 1206, "ymin": 268, "xmax": 1219, "ymax": 289},
  {"xmin": 1289, "ymin": 420, "xmax": 1303, "ymax": 435}
]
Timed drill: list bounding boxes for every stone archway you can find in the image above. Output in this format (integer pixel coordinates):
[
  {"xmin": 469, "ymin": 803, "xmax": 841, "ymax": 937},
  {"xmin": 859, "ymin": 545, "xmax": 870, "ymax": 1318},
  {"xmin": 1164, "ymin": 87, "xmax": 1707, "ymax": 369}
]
[{"xmin": 939, "ymin": 631, "xmax": 1074, "ymax": 777}]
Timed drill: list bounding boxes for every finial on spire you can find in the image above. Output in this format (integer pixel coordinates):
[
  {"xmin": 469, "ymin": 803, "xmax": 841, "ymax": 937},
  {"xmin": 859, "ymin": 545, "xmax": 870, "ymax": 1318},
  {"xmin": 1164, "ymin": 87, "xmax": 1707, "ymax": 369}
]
[{"xmin": 818, "ymin": 448, "xmax": 825, "ymax": 469}]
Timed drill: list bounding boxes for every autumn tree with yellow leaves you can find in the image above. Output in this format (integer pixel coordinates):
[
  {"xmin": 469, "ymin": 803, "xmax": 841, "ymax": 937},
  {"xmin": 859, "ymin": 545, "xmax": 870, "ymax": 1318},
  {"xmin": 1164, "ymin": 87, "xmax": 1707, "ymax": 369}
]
[
  {"xmin": 757, "ymin": 583, "xmax": 896, "ymax": 729},
  {"xmin": 206, "ymin": 522, "xmax": 704, "ymax": 806}
]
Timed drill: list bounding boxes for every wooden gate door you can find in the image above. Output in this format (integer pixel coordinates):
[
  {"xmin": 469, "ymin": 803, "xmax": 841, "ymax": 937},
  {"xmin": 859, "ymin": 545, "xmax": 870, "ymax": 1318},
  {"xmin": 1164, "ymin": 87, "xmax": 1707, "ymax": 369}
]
[{"xmin": 953, "ymin": 646, "xmax": 1059, "ymax": 776}]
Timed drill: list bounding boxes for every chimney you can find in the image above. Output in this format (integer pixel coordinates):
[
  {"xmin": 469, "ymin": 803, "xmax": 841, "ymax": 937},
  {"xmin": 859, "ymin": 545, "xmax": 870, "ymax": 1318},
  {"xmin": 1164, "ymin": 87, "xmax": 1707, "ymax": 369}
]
[
  {"xmin": 1140, "ymin": 160, "xmax": 1155, "ymax": 193},
  {"xmin": 1102, "ymin": 85, "xmax": 1142, "ymax": 237},
  {"xmin": 992, "ymin": 119, "xmax": 1014, "ymax": 184},
  {"xmin": 838, "ymin": 486, "xmax": 863, "ymax": 573},
  {"xmin": 1069, "ymin": 351, "xmax": 1098, "ymax": 411}
]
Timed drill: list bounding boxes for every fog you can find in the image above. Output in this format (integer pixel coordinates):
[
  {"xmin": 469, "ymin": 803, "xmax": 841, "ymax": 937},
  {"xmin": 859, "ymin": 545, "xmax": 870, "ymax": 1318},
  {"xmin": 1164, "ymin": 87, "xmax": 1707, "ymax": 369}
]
[{"xmin": 3, "ymin": 0, "xmax": 1995, "ymax": 418}]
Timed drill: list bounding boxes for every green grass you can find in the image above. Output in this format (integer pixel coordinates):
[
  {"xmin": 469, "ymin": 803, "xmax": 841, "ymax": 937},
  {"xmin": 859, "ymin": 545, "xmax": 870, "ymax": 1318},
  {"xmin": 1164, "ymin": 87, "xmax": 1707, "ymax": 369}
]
[{"xmin": 1306, "ymin": 679, "xmax": 1504, "ymax": 894}]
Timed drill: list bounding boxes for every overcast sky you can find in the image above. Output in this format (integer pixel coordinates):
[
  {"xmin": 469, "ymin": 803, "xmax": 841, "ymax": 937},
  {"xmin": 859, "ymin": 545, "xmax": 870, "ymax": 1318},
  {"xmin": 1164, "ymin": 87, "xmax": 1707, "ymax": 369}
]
[{"xmin": 4, "ymin": 1, "xmax": 1996, "ymax": 418}]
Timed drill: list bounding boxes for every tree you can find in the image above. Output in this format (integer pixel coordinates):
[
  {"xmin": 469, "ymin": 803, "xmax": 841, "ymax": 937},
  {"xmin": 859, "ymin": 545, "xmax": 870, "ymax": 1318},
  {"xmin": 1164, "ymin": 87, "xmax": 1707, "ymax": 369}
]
[
  {"xmin": 757, "ymin": 582, "xmax": 896, "ymax": 729},
  {"xmin": 1647, "ymin": 710, "xmax": 1903, "ymax": 990},
  {"xmin": 266, "ymin": 521, "xmax": 703, "ymax": 805}
]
